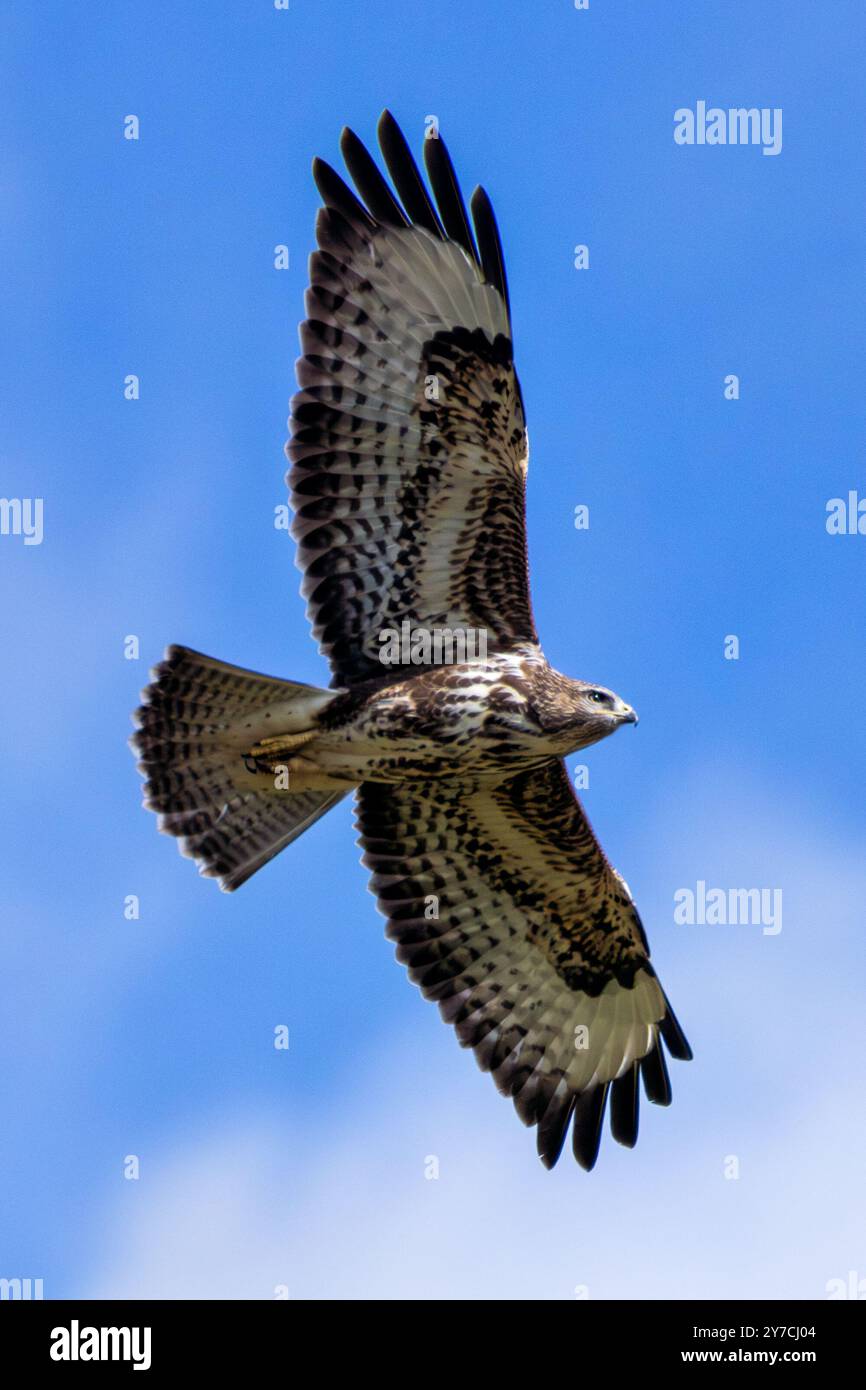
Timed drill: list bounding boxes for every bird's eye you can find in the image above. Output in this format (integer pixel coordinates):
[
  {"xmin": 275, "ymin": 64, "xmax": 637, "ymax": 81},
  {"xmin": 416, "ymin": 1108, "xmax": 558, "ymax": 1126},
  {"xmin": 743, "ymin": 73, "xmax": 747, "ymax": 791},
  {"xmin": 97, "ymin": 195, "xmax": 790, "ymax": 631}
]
[{"xmin": 588, "ymin": 690, "xmax": 607, "ymax": 705}]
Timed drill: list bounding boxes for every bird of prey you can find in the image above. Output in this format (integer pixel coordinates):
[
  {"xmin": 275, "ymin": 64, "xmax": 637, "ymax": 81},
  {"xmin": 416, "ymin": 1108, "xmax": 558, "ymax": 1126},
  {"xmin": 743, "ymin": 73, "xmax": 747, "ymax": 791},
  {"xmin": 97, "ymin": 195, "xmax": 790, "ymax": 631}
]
[{"xmin": 132, "ymin": 111, "xmax": 692, "ymax": 1170}]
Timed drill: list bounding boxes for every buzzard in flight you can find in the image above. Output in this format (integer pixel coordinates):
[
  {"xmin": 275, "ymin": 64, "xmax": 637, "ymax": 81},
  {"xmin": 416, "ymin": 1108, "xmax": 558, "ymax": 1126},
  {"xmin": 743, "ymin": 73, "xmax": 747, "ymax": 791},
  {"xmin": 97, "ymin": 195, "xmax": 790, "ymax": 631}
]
[{"xmin": 132, "ymin": 112, "xmax": 692, "ymax": 1169}]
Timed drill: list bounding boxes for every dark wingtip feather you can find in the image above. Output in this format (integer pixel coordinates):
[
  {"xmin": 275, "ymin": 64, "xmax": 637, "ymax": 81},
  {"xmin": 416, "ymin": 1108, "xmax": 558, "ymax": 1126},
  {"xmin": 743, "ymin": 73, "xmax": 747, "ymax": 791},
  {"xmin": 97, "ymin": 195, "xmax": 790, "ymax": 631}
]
[
  {"xmin": 312, "ymin": 157, "xmax": 375, "ymax": 228},
  {"xmin": 640, "ymin": 1041, "xmax": 672, "ymax": 1106},
  {"xmin": 377, "ymin": 110, "xmax": 445, "ymax": 239},
  {"xmin": 610, "ymin": 1065, "xmax": 640, "ymax": 1148},
  {"xmin": 536, "ymin": 1095, "xmax": 576, "ymax": 1170},
  {"xmin": 659, "ymin": 999, "xmax": 693, "ymax": 1062},
  {"xmin": 470, "ymin": 185, "xmax": 511, "ymax": 324},
  {"xmin": 572, "ymin": 1084, "xmax": 609, "ymax": 1172},
  {"xmin": 339, "ymin": 126, "xmax": 409, "ymax": 228},
  {"xmin": 423, "ymin": 129, "xmax": 480, "ymax": 268}
]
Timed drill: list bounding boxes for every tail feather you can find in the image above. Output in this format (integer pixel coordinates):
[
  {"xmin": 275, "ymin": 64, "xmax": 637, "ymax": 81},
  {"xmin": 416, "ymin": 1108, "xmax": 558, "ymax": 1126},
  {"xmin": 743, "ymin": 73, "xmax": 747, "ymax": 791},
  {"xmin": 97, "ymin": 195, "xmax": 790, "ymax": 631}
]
[{"xmin": 131, "ymin": 645, "xmax": 349, "ymax": 891}]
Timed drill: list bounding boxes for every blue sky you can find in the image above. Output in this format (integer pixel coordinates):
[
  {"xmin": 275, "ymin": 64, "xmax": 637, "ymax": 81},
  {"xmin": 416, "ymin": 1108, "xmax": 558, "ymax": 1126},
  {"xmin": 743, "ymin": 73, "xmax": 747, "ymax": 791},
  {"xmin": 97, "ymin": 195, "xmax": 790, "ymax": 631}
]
[{"xmin": 2, "ymin": 0, "xmax": 865, "ymax": 1299}]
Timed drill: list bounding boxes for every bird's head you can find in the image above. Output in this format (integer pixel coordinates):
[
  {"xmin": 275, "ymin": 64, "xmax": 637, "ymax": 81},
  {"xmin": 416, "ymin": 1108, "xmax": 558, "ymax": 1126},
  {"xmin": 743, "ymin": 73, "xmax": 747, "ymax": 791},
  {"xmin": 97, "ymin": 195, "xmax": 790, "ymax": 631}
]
[
  {"xmin": 577, "ymin": 683, "xmax": 637, "ymax": 722},
  {"xmin": 537, "ymin": 679, "xmax": 638, "ymax": 752}
]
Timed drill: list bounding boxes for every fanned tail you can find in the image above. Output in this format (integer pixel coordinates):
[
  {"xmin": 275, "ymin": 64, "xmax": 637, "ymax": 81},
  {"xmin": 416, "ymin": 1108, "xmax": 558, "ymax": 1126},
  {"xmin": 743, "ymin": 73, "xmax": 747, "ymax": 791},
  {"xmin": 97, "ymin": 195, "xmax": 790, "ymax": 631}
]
[{"xmin": 130, "ymin": 645, "xmax": 349, "ymax": 891}]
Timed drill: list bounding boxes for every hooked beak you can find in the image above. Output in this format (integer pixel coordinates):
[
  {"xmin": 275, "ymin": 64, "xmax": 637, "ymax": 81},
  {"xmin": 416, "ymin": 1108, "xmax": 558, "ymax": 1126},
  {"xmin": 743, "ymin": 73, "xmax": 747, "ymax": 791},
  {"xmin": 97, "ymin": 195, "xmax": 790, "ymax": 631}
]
[{"xmin": 618, "ymin": 704, "xmax": 639, "ymax": 726}]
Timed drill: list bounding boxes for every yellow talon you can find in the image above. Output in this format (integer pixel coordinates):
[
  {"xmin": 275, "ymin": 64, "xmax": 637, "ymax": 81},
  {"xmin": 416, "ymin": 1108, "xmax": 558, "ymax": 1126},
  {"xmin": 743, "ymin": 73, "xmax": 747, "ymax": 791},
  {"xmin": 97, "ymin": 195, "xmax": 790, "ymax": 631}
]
[{"xmin": 248, "ymin": 729, "xmax": 317, "ymax": 759}]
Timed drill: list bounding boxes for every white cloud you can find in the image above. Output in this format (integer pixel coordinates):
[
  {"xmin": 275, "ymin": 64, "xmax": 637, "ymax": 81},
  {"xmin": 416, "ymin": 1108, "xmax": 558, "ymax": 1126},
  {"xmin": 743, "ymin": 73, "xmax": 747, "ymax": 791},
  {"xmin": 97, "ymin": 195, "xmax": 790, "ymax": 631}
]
[
  {"xmin": 83, "ymin": 1026, "xmax": 866, "ymax": 1301},
  {"xmin": 79, "ymin": 766, "xmax": 866, "ymax": 1300}
]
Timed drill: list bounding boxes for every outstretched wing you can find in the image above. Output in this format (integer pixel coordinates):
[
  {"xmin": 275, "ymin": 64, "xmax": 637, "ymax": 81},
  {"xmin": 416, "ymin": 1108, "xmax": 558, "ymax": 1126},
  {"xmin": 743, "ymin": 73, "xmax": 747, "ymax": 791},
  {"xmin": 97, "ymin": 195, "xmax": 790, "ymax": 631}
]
[
  {"xmin": 288, "ymin": 111, "xmax": 536, "ymax": 688},
  {"xmin": 357, "ymin": 759, "xmax": 691, "ymax": 1170}
]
